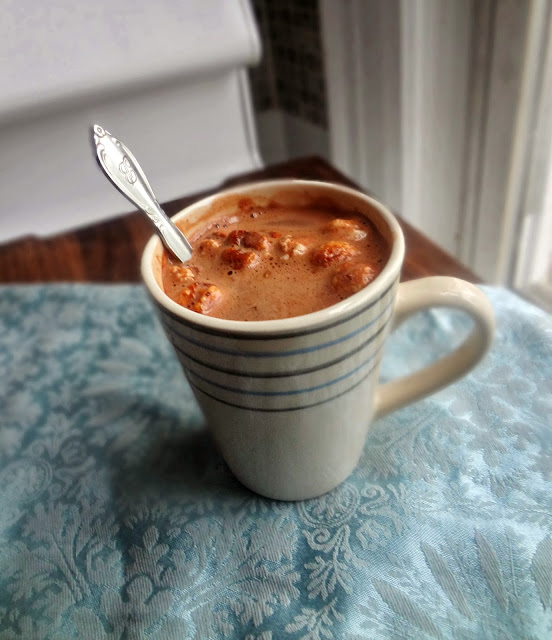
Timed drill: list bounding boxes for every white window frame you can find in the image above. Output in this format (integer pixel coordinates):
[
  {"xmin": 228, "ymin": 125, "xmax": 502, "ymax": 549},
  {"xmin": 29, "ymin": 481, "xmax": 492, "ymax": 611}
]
[{"xmin": 321, "ymin": 0, "xmax": 551, "ymax": 289}]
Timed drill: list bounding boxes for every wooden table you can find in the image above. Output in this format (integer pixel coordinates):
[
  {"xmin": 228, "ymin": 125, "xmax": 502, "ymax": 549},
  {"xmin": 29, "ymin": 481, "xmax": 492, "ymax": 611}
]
[{"xmin": 0, "ymin": 157, "xmax": 479, "ymax": 284}]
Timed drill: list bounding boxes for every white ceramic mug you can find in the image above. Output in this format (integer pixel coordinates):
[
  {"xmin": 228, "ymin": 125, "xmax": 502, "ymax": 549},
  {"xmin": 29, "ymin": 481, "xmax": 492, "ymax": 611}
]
[{"xmin": 141, "ymin": 180, "xmax": 495, "ymax": 500}]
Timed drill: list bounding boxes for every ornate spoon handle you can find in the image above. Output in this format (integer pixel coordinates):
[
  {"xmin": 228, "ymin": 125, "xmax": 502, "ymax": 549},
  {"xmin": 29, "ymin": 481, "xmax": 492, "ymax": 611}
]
[{"xmin": 92, "ymin": 125, "xmax": 193, "ymax": 263}]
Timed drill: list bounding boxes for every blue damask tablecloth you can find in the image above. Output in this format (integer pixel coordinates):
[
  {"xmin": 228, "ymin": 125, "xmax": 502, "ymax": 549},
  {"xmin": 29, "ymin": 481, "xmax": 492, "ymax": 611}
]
[{"xmin": 1, "ymin": 284, "xmax": 551, "ymax": 639}]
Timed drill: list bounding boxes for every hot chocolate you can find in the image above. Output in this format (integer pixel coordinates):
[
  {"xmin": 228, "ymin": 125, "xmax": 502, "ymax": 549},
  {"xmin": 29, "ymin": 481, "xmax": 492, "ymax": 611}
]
[{"xmin": 161, "ymin": 199, "xmax": 390, "ymax": 321}]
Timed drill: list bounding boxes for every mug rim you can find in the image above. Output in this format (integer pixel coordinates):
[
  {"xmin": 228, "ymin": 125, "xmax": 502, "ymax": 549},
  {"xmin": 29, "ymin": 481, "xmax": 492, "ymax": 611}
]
[{"xmin": 141, "ymin": 179, "xmax": 405, "ymax": 336}]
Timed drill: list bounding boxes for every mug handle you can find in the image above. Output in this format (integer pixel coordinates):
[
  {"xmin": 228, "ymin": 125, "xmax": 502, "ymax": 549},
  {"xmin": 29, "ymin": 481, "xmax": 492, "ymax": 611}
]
[{"xmin": 373, "ymin": 276, "xmax": 495, "ymax": 419}]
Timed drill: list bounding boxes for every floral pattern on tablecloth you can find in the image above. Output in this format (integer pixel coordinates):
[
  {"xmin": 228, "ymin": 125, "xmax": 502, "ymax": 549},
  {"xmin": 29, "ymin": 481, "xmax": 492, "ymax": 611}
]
[{"xmin": 0, "ymin": 284, "xmax": 551, "ymax": 639}]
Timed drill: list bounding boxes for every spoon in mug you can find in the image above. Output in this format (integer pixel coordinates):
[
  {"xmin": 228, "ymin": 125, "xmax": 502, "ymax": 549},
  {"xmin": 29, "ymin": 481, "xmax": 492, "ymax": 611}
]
[{"xmin": 92, "ymin": 124, "xmax": 193, "ymax": 263}]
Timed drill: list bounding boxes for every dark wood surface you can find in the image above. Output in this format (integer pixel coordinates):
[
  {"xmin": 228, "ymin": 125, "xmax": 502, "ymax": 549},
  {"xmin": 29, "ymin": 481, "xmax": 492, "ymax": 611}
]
[{"xmin": 0, "ymin": 157, "xmax": 480, "ymax": 284}]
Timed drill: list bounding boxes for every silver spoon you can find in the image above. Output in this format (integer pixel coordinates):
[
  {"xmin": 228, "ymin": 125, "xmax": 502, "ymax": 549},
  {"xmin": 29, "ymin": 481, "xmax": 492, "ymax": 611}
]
[{"xmin": 92, "ymin": 124, "xmax": 193, "ymax": 263}]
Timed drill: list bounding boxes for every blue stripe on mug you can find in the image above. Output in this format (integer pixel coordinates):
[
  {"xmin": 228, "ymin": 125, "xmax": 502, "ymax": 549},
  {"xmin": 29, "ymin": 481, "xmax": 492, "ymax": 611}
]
[
  {"xmin": 172, "ymin": 319, "xmax": 389, "ymax": 378},
  {"xmin": 161, "ymin": 295, "xmax": 394, "ymax": 359},
  {"xmin": 188, "ymin": 359, "xmax": 379, "ymax": 413},
  {"xmin": 185, "ymin": 342, "xmax": 384, "ymax": 397}
]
